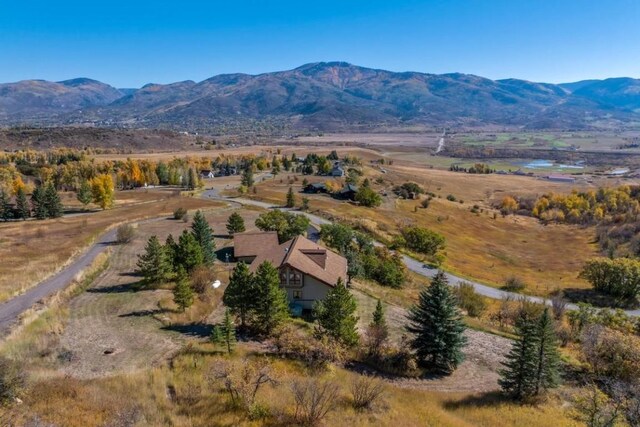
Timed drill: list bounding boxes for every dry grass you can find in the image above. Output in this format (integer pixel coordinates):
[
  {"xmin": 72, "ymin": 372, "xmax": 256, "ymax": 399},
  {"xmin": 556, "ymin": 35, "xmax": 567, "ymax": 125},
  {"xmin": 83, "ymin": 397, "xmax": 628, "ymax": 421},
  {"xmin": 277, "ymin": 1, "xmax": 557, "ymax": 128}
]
[
  {"xmin": 249, "ymin": 165, "xmax": 600, "ymax": 296},
  {"xmin": 3, "ymin": 344, "xmax": 580, "ymax": 427},
  {"xmin": 0, "ymin": 188, "xmax": 221, "ymax": 302}
]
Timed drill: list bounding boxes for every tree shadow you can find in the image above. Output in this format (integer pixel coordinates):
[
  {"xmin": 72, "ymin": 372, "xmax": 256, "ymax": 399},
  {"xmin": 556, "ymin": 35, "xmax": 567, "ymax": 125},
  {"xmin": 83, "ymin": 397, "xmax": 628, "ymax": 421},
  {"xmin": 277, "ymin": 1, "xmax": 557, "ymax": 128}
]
[
  {"xmin": 87, "ymin": 281, "xmax": 146, "ymax": 294},
  {"xmin": 118, "ymin": 308, "xmax": 166, "ymax": 318},
  {"xmin": 442, "ymin": 391, "xmax": 512, "ymax": 410},
  {"xmin": 213, "ymin": 234, "xmax": 230, "ymax": 239},
  {"xmin": 563, "ymin": 287, "xmax": 638, "ymax": 309},
  {"xmin": 161, "ymin": 323, "xmax": 212, "ymax": 338}
]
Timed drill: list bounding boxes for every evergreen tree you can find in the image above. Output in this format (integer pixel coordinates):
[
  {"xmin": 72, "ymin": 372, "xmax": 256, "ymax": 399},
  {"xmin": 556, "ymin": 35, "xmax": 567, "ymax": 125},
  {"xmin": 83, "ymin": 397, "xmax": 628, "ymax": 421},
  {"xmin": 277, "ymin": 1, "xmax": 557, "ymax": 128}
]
[
  {"xmin": 406, "ymin": 271, "xmax": 467, "ymax": 374},
  {"xmin": 210, "ymin": 325, "xmax": 224, "ymax": 349},
  {"xmin": 241, "ymin": 167, "xmax": 254, "ymax": 188},
  {"xmin": 164, "ymin": 234, "xmax": 179, "ymax": 271},
  {"xmin": 254, "ymin": 261, "xmax": 289, "ymax": 335},
  {"xmin": 136, "ymin": 235, "xmax": 172, "ymax": 285},
  {"xmin": 15, "ymin": 187, "xmax": 30, "ymax": 220},
  {"xmin": 226, "ymin": 212, "xmax": 246, "ymax": 235},
  {"xmin": 533, "ymin": 308, "xmax": 561, "ymax": 396},
  {"xmin": 499, "ymin": 312, "xmax": 539, "ymax": 400},
  {"xmin": 31, "ymin": 185, "xmax": 48, "ymax": 220},
  {"xmin": 286, "ymin": 186, "xmax": 296, "ymax": 208},
  {"xmin": 176, "ymin": 229, "xmax": 204, "ymax": 272},
  {"xmin": 220, "ymin": 308, "xmax": 237, "ymax": 354},
  {"xmin": 313, "ymin": 278, "xmax": 359, "ymax": 347},
  {"xmin": 366, "ymin": 299, "xmax": 389, "ymax": 358},
  {"xmin": 191, "ymin": 210, "xmax": 216, "ymax": 264},
  {"xmin": 44, "ymin": 183, "xmax": 63, "ymax": 218},
  {"xmin": 222, "ymin": 262, "xmax": 256, "ymax": 328},
  {"xmin": 0, "ymin": 190, "xmax": 13, "ymax": 221},
  {"xmin": 173, "ymin": 266, "xmax": 194, "ymax": 312},
  {"xmin": 76, "ymin": 180, "xmax": 93, "ymax": 208},
  {"xmin": 372, "ymin": 299, "xmax": 386, "ymax": 330}
]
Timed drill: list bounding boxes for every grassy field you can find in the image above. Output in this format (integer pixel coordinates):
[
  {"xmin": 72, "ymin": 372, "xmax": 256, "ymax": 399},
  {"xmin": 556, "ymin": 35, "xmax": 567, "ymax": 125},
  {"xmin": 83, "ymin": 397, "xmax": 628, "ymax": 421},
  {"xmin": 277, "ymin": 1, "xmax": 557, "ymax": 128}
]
[
  {"xmin": 246, "ymin": 163, "xmax": 600, "ymax": 296},
  {"xmin": 0, "ymin": 188, "xmax": 221, "ymax": 303},
  {"xmin": 1, "ymin": 207, "xmax": 579, "ymax": 426}
]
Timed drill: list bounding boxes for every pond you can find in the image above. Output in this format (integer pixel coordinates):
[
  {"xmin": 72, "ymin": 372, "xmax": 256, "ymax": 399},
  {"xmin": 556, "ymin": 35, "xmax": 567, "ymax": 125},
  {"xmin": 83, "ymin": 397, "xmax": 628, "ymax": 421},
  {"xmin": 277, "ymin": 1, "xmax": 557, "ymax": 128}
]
[{"xmin": 518, "ymin": 159, "xmax": 584, "ymax": 170}]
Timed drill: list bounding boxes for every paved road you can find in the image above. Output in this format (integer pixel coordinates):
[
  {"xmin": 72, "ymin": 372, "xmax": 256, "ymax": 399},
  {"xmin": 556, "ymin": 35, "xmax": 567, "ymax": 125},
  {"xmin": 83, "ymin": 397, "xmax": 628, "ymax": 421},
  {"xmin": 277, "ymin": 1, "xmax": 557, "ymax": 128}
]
[
  {"xmin": 0, "ymin": 228, "xmax": 118, "ymax": 335},
  {"xmin": 201, "ymin": 190, "xmax": 592, "ymax": 313}
]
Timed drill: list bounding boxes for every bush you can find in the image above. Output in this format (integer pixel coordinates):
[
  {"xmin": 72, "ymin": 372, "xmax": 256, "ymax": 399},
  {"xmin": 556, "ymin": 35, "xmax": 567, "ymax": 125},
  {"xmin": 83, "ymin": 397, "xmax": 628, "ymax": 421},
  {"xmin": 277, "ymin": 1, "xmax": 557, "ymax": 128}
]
[
  {"xmin": 173, "ymin": 207, "xmax": 187, "ymax": 220},
  {"xmin": 503, "ymin": 276, "xmax": 526, "ymax": 292},
  {"xmin": 350, "ymin": 375, "xmax": 385, "ymax": 411},
  {"xmin": 420, "ymin": 198, "xmax": 431, "ymax": 209},
  {"xmin": 271, "ymin": 324, "xmax": 345, "ymax": 371},
  {"xmin": 190, "ymin": 265, "xmax": 215, "ymax": 295},
  {"xmin": 453, "ymin": 282, "xmax": 487, "ymax": 317},
  {"xmin": 580, "ymin": 257, "xmax": 640, "ymax": 301},
  {"xmin": 446, "ymin": 194, "xmax": 457, "ymax": 202},
  {"xmin": 401, "ymin": 226, "xmax": 445, "ymax": 257},
  {"xmin": 291, "ymin": 379, "xmax": 339, "ymax": 426},
  {"xmin": 582, "ymin": 325, "xmax": 640, "ymax": 382},
  {"xmin": 0, "ymin": 356, "xmax": 26, "ymax": 404},
  {"xmin": 361, "ymin": 247, "xmax": 406, "ymax": 288},
  {"xmin": 116, "ymin": 224, "xmax": 135, "ymax": 244}
]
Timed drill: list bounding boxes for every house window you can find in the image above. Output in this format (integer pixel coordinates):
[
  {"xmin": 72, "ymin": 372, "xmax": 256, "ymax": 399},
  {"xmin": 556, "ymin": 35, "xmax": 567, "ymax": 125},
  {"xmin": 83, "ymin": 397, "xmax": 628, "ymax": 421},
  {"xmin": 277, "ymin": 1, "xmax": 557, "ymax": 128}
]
[
  {"xmin": 289, "ymin": 271, "xmax": 302, "ymax": 286},
  {"xmin": 293, "ymin": 290, "xmax": 302, "ymax": 299}
]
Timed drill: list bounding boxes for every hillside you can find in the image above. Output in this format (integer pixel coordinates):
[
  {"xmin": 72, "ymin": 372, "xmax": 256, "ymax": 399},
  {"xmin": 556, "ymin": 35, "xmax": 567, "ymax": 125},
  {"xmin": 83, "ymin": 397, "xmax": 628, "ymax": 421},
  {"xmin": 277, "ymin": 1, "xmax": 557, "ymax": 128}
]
[{"xmin": 2, "ymin": 62, "xmax": 640, "ymax": 131}]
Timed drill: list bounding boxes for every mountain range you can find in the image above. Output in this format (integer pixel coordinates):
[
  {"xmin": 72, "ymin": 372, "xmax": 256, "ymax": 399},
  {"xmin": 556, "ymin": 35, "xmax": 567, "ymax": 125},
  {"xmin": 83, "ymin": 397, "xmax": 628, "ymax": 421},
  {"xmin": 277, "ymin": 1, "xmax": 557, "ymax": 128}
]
[{"xmin": 1, "ymin": 62, "xmax": 640, "ymax": 131}]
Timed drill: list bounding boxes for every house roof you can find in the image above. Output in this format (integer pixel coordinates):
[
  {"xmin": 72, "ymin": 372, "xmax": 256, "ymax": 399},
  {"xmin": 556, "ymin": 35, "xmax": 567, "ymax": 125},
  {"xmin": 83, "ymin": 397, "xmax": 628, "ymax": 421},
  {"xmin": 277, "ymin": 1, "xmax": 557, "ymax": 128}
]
[
  {"xmin": 234, "ymin": 232, "xmax": 347, "ymax": 287},
  {"xmin": 340, "ymin": 184, "xmax": 358, "ymax": 193},
  {"xmin": 233, "ymin": 231, "xmax": 279, "ymax": 258}
]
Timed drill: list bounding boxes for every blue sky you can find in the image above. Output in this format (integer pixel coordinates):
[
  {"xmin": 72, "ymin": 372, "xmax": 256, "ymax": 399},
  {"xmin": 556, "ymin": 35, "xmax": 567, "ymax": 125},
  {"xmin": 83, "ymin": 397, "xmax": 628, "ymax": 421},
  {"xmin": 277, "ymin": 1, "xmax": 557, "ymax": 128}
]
[{"xmin": 1, "ymin": 0, "xmax": 639, "ymax": 87}]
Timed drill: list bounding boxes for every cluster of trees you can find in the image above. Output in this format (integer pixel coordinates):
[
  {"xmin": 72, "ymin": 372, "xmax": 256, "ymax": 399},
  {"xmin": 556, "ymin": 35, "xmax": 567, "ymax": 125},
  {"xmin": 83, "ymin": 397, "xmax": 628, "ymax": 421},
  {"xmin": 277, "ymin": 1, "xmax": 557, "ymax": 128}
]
[
  {"xmin": 319, "ymin": 223, "xmax": 406, "ymax": 288},
  {"xmin": 392, "ymin": 182, "xmax": 425, "ymax": 199},
  {"xmin": 136, "ymin": 210, "xmax": 216, "ymax": 310},
  {"xmin": 0, "ymin": 182, "xmax": 62, "ymax": 220},
  {"xmin": 255, "ymin": 210, "xmax": 310, "ymax": 243},
  {"xmin": 580, "ymin": 258, "xmax": 640, "ymax": 301},
  {"xmin": 399, "ymin": 226, "xmax": 446, "ymax": 265},
  {"xmin": 501, "ymin": 186, "xmax": 640, "ymax": 225},
  {"xmin": 449, "ymin": 163, "xmax": 495, "ymax": 174},
  {"xmin": 499, "ymin": 308, "xmax": 561, "ymax": 400},
  {"xmin": 222, "ymin": 261, "xmax": 290, "ymax": 335},
  {"xmin": 355, "ymin": 181, "xmax": 382, "ymax": 208}
]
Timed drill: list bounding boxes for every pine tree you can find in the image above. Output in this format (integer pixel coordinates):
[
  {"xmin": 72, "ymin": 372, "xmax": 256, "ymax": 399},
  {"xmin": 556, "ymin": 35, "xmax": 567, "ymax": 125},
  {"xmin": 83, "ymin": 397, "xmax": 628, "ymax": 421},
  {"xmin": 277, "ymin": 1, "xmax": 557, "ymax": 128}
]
[
  {"xmin": 241, "ymin": 167, "xmax": 254, "ymax": 188},
  {"xmin": 210, "ymin": 325, "xmax": 224, "ymax": 349},
  {"xmin": 15, "ymin": 187, "xmax": 30, "ymax": 220},
  {"xmin": 164, "ymin": 234, "xmax": 179, "ymax": 272},
  {"xmin": 533, "ymin": 308, "xmax": 561, "ymax": 396},
  {"xmin": 366, "ymin": 299, "xmax": 389, "ymax": 358},
  {"xmin": 286, "ymin": 186, "xmax": 296, "ymax": 208},
  {"xmin": 31, "ymin": 185, "xmax": 48, "ymax": 220},
  {"xmin": 254, "ymin": 261, "xmax": 289, "ymax": 335},
  {"xmin": 191, "ymin": 210, "xmax": 216, "ymax": 264},
  {"xmin": 406, "ymin": 271, "xmax": 467, "ymax": 374},
  {"xmin": 44, "ymin": 182, "xmax": 63, "ymax": 218},
  {"xmin": 173, "ymin": 266, "xmax": 194, "ymax": 312},
  {"xmin": 0, "ymin": 190, "xmax": 13, "ymax": 221},
  {"xmin": 499, "ymin": 312, "xmax": 539, "ymax": 400},
  {"xmin": 313, "ymin": 278, "xmax": 359, "ymax": 347},
  {"xmin": 220, "ymin": 308, "xmax": 237, "ymax": 354},
  {"xmin": 222, "ymin": 262, "xmax": 256, "ymax": 328},
  {"xmin": 226, "ymin": 212, "xmax": 246, "ymax": 235},
  {"xmin": 136, "ymin": 235, "xmax": 172, "ymax": 285},
  {"xmin": 176, "ymin": 229, "xmax": 204, "ymax": 272},
  {"xmin": 76, "ymin": 180, "xmax": 93, "ymax": 209}
]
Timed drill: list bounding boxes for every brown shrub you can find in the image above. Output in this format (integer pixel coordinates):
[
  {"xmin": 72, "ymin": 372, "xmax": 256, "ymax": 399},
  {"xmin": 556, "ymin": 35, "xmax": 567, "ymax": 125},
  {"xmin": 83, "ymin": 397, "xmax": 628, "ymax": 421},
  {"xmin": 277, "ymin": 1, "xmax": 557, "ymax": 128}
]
[
  {"xmin": 115, "ymin": 224, "xmax": 135, "ymax": 244},
  {"xmin": 190, "ymin": 265, "xmax": 215, "ymax": 295},
  {"xmin": 350, "ymin": 374, "xmax": 385, "ymax": 412},
  {"xmin": 291, "ymin": 379, "xmax": 339, "ymax": 426}
]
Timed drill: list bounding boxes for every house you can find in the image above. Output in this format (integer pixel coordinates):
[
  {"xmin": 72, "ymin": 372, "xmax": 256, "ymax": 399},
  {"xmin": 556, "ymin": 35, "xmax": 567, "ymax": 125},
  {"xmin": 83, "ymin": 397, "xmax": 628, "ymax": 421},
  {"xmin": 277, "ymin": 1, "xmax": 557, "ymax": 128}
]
[
  {"xmin": 337, "ymin": 184, "xmax": 358, "ymax": 201},
  {"xmin": 547, "ymin": 174, "xmax": 576, "ymax": 183},
  {"xmin": 331, "ymin": 163, "xmax": 345, "ymax": 177},
  {"xmin": 233, "ymin": 232, "xmax": 348, "ymax": 310},
  {"xmin": 303, "ymin": 182, "xmax": 327, "ymax": 193},
  {"xmin": 200, "ymin": 170, "xmax": 215, "ymax": 179}
]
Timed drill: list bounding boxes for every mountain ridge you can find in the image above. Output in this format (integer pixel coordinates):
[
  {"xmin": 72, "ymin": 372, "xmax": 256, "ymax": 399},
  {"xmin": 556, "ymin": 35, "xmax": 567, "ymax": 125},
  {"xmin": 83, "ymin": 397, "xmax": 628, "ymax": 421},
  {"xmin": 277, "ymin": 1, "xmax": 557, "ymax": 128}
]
[{"xmin": 2, "ymin": 62, "xmax": 640, "ymax": 131}]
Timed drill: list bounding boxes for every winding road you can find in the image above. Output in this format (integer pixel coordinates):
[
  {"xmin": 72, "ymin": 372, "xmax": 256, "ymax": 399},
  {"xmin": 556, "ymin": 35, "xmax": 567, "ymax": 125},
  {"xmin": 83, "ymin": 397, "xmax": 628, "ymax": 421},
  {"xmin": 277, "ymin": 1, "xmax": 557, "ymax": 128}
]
[{"xmin": 1, "ymin": 186, "xmax": 636, "ymax": 336}]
